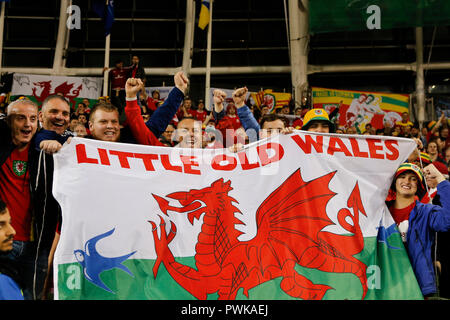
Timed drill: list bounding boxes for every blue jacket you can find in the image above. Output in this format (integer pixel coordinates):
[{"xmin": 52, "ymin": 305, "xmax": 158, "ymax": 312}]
[
  {"xmin": 0, "ymin": 274, "xmax": 24, "ymax": 300},
  {"xmin": 405, "ymin": 180, "xmax": 450, "ymax": 296},
  {"xmin": 34, "ymin": 129, "xmax": 73, "ymax": 151},
  {"xmin": 145, "ymin": 86, "xmax": 184, "ymax": 138},
  {"xmin": 0, "ymin": 257, "xmax": 24, "ymax": 300},
  {"xmin": 236, "ymin": 106, "xmax": 260, "ymax": 143}
]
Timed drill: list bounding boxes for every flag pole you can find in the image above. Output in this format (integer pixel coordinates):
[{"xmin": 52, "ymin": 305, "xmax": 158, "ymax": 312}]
[
  {"xmin": 62, "ymin": 0, "xmax": 73, "ymax": 71},
  {"xmin": 53, "ymin": 0, "xmax": 69, "ymax": 75},
  {"xmin": 102, "ymin": 0, "xmax": 111, "ymax": 97},
  {"xmin": 182, "ymin": 0, "xmax": 195, "ymax": 77},
  {"xmin": 103, "ymin": 34, "xmax": 110, "ymax": 96},
  {"xmin": 204, "ymin": 0, "xmax": 213, "ymax": 111},
  {"xmin": 0, "ymin": 1, "xmax": 6, "ymax": 70}
]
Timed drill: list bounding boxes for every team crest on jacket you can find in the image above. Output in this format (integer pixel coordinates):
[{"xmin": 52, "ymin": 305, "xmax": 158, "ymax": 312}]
[
  {"xmin": 149, "ymin": 168, "xmax": 368, "ymax": 300},
  {"xmin": 12, "ymin": 160, "xmax": 27, "ymax": 177}
]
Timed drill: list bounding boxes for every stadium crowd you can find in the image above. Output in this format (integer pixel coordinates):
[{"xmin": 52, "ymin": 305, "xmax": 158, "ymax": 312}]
[{"xmin": 0, "ymin": 69, "xmax": 450, "ymax": 300}]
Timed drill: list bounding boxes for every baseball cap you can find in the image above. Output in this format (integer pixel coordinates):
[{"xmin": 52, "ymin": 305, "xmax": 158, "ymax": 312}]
[{"xmin": 301, "ymin": 108, "xmax": 335, "ymax": 132}]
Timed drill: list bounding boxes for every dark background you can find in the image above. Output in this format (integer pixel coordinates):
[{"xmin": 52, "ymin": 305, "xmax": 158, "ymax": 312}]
[{"xmin": 2, "ymin": 0, "xmax": 450, "ymax": 105}]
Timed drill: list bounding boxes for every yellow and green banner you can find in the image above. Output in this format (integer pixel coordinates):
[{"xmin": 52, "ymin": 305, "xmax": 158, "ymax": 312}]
[{"xmin": 312, "ymin": 87, "xmax": 410, "ymax": 133}]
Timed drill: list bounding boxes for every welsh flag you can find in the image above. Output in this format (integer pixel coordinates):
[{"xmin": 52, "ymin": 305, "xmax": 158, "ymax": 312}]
[
  {"xmin": 11, "ymin": 73, "xmax": 102, "ymax": 110},
  {"xmin": 250, "ymin": 89, "xmax": 292, "ymax": 114},
  {"xmin": 312, "ymin": 87, "xmax": 410, "ymax": 133},
  {"xmin": 53, "ymin": 133, "xmax": 423, "ymax": 300}
]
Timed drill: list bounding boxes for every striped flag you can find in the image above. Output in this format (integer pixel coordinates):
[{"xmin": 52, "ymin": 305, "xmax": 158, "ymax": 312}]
[
  {"xmin": 198, "ymin": 0, "xmax": 210, "ymax": 30},
  {"xmin": 250, "ymin": 89, "xmax": 292, "ymax": 113},
  {"xmin": 312, "ymin": 87, "xmax": 410, "ymax": 133}
]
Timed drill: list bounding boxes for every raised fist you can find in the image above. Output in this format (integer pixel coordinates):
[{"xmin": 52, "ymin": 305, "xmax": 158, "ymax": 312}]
[
  {"xmin": 213, "ymin": 89, "xmax": 227, "ymax": 105},
  {"xmin": 174, "ymin": 71, "xmax": 189, "ymax": 95},
  {"xmin": 232, "ymin": 87, "xmax": 248, "ymax": 108},
  {"xmin": 125, "ymin": 78, "xmax": 144, "ymax": 99}
]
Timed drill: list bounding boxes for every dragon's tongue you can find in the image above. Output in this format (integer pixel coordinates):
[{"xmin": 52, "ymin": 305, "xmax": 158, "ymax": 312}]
[
  {"xmin": 187, "ymin": 208, "xmax": 204, "ymax": 224},
  {"xmin": 172, "ymin": 201, "xmax": 202, "ymax": 213},
  {"xmin": 153, "ymin": 194, "xmax": 203, "ymax": 215},
  {"xmin": 188, "ymin": 213, "xmax": 195, "ymax": 225}
]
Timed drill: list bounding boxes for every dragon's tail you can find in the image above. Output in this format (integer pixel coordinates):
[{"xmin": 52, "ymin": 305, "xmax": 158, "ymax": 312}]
[{"xmin": 299, "ymin": 245, "xmax": 368, "ymax": 299}]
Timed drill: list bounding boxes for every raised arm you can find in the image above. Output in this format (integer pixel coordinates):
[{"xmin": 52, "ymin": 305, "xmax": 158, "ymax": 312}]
[
  {"xmin": 423, "ymin": 163, "xmax": 450, "ymax": 232},
  {"xmin": 145, "ymin": 71, "xmax": 188, "ymax": 138},
  {"xmin": 124, "ymin": 78, "xmax": 163, "ymax": 146},
  {"xmin": 211, "ymin": 89, "xmax": 227, "ymax": 122},
  {"xmin": 431, "ymin": 113, "xmax": 445, "ymax": 135},
  {"xmin": 233, "ymin": 87, "xmax": 260, "ymax": 138}
]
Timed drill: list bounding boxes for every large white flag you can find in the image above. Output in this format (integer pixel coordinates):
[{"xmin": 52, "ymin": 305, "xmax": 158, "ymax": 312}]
[{"xmin": 53, "ymin": 132, "xmax": 423, "ymax": 300}]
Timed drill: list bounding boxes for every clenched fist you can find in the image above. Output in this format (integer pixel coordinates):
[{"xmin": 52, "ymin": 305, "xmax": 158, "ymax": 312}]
[
  {"xmin": 174, "ymin": 71, "xmax": 189, "ymax": 95},
  {"xmin": 232, "ymin": 87, "xmax": 248, "ymax": 108},
  {"xmin": 40, "ymin": 140, "xmax": 63, "ymax": 154},
  {"xmin": 125, "ymin": 78, "xmax": 144, "ymax": 99},
  {"xmin": 213, "ymin": 89, "xmax": 226, "ymax": 105}
]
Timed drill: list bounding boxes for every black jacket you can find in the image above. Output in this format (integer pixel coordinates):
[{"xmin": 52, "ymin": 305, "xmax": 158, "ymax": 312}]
[
  {"xmin": 0, "ymin": 120, "xmax": 60, "ymax": 253},
  {"xmin": 0, "ymin": 255, "xmax": 25, "ymax": 290},
  {"xmin": 128, "ymin": 64, "xmax": 146, "ymax": 81}
]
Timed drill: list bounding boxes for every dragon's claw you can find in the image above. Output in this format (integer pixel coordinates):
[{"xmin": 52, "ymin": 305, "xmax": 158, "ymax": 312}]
[
  {"xmin": 148, "ymin": 217, "xmax": 178, "ymax": 279},
  {"xmin": 148, "ymin": 220, "xmax": 157, "ymax": 232},
  {"xmin": 167, "ymin": 221, "xmax": 177, "ymax": 243},
  {"xmin": 170, "ymin": 221, "xmax": 177, "ymax": 234}
]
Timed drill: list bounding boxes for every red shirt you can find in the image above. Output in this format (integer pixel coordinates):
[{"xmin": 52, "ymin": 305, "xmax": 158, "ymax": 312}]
[
  {"xmin": 292, "ymin": 118, "xmax": 303, "ymax": 129},
  {"xmin": 109, "ymin": 67, "xmax": 131, "ymax": 90},
  {"xmin": 190, "ymin": 109, "xmax": 208, "ymax": 122},
  {"xmin": 124, "ymin": 99, "xmax": 165, "ymax": 146},
  {"xmin": 421, "ymin": 190, "xmax": 437, "ymax": 204},
  {"xmin": 215, "ymin": 116, "xmax": 242, "ymax": 147},
  {"xmin": 0, "ymin": 146, "xmax": 32, "ymax": 241},
  {"xmin": 176, "ymin": 108, "xmax": 190, "ymax": 121},
  {"xmin": 218, "ymin": 115, "xmax": 241, "ymax": 131},
  {"xmin": 145, "ymin": 97, "xmax": 159, "ymax": 112},
  {"xmin": 388, "ymin": 201, "xmax": 416, "ymax": 225}
]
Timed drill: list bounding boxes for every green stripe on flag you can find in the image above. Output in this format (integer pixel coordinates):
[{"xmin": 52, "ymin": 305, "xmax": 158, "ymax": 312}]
[
  {"xmin": 381, "ymin": 96, "xmax": 409, "ymax": 109},
  {"xmin": 57, "ymin": 233, "xmax": 422, "ymax": 300}
]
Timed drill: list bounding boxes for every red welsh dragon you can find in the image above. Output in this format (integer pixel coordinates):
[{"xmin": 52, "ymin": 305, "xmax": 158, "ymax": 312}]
[{"xmin": 149, "ymin": 169, "xmax": 368, "ymax": 300}]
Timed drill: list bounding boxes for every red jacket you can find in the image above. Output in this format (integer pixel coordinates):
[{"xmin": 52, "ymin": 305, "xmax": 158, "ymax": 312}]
[{"xmin": 124, "ymin": 99, "xmax": 165, "ymax": 146}]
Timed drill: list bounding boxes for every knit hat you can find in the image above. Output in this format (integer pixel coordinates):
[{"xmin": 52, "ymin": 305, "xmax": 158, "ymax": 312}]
[
  {"xmin": 431, "ymin": 161, "xmax": 449, "ymax": 177},
  {"xmin": 391, "ymin": 163, "xmax": 426, "ymax": 199},
  {"xmin": 419, "ymin": 152, "xmax": 431, "ymax": 165},
  {"xmin": 301, "ymin": 108, "xmax": 335, "ymax": 132},
  {"xmin": 428, "ymin": 121, "xmax": 437, "ymax": 130}
]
